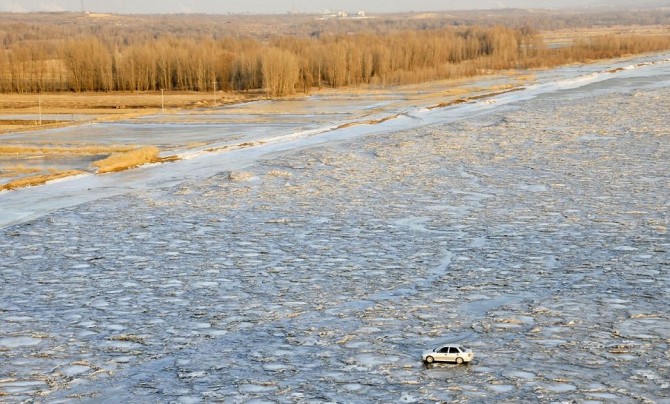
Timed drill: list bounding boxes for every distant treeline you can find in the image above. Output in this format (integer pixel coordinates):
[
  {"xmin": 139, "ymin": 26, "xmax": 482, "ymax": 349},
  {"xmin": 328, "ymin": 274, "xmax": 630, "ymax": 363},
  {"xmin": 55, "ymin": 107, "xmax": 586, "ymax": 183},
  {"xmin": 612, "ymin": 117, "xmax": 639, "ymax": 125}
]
[
  {"xmin": 3, "ymin": 9, "xmax": 670, "ymax": 46},
  {"xmin": 1, "ymin": 11, "xmax": 670, "ymax": 96}
]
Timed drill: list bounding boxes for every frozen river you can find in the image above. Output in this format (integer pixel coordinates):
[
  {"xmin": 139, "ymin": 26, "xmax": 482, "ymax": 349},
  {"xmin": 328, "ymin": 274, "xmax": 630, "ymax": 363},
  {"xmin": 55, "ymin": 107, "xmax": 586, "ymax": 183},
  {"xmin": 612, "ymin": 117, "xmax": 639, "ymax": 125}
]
[{"xmin": 1, "ymin": 54, "xmax": 669, "ymax": 402}]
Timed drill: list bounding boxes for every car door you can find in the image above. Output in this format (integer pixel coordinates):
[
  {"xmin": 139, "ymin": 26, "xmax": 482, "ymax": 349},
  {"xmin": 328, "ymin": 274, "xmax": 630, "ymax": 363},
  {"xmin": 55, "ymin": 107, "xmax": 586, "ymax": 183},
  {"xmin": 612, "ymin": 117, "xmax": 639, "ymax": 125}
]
[
  {"xmin": 447, "ymin": 347, "xmax": 460, "ymax": 362},
  {"xmin": 436, "ymin": 346, "xmax": 450, "ymax": 361}
]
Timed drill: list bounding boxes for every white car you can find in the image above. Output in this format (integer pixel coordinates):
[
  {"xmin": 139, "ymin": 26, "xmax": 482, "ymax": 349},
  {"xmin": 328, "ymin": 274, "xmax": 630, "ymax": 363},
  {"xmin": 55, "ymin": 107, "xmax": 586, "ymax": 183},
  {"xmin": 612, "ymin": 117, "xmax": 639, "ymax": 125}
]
[{"xmin": 422, "ymin": 344, "xmax": 473, "ymax": 364}]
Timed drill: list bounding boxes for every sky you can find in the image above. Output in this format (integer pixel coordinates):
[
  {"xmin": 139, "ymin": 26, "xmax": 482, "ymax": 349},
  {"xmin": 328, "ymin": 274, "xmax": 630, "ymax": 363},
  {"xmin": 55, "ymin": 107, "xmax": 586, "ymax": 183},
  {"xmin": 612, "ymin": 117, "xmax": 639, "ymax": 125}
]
[{"xmin": 0, "ymin": 0, "xmax": 660, "ymax": 14}]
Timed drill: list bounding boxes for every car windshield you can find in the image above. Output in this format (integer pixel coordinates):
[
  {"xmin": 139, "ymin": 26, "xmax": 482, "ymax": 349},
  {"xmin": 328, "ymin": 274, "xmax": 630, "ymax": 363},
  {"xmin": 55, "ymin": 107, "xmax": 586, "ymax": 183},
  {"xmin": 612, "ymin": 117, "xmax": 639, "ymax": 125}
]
[{"xmin": 460, "ymin": 346, "xmax": 469, "ymax": 351}]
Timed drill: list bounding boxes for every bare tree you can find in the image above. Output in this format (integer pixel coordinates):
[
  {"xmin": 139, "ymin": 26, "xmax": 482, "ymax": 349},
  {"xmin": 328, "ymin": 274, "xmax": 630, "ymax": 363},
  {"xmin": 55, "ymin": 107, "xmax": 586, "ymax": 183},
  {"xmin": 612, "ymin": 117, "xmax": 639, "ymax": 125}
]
[{"xmin": 262, "ymin": 47, "xmax": 299, "ymax": 97}]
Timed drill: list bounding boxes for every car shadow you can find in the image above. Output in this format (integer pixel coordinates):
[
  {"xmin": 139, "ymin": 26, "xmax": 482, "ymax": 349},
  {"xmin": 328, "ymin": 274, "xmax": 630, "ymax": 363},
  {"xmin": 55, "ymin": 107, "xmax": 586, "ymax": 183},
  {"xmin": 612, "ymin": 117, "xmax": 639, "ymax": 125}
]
[{"xmin": 423, "ymin": 361, "xmax": 473, "ymax": 370}]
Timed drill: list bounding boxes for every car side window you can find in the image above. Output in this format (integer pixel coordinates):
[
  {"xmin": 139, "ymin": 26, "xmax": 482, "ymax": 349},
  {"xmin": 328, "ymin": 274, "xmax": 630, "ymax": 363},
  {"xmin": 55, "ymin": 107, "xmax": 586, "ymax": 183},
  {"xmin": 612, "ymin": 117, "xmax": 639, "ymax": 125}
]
[
  {"xmin": 439, "ymin": 347, "xmax": 450, "ymax": 353},
  {"xmin": 449, "ymin": 347, "xmax": 459, "ymax": 354}
]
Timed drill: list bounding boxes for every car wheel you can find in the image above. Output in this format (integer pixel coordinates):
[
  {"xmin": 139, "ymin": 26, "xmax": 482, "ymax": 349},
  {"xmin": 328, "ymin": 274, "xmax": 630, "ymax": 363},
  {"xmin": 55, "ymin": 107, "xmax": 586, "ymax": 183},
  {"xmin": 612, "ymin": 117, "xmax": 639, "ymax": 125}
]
[
  {"xmin": 456, "ymin": 357, "xmax": 464, "ymax": 364},
  {"xmin": 425, "ymin": 356, "xmax": 434, "ymax": 364}
]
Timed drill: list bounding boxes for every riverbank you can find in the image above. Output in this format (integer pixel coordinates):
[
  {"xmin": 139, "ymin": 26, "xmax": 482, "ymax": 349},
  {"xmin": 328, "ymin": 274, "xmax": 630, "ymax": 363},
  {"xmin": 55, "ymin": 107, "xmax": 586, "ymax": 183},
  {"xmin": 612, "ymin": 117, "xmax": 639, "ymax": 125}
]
[{"xmin": 0, "ymin": 71, "xmax": 531, "ymax": 190}]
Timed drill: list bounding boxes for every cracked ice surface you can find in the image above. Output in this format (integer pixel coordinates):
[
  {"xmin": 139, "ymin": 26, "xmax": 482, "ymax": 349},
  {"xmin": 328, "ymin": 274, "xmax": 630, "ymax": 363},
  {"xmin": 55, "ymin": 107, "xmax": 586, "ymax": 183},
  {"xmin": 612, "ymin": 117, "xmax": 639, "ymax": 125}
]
[{"xmin": 2, "ymin": 78, "xmax": 670, "ymax": 402}]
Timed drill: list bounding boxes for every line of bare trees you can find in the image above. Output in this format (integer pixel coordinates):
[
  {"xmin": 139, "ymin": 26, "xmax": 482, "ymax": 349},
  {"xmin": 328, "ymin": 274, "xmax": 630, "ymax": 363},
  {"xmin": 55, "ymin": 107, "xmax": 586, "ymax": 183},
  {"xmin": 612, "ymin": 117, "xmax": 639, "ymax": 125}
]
[{"xmin": 1, "ymin": 24, "xmax": 670, "ymax": 96}]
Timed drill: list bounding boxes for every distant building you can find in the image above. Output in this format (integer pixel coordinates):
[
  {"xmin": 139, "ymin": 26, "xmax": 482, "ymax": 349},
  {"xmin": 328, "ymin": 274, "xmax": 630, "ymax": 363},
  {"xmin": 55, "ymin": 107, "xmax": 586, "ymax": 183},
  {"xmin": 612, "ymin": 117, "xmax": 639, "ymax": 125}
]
[{"xmin": 318, "ymin": 10, "xmax": 368, "ymax": 20}]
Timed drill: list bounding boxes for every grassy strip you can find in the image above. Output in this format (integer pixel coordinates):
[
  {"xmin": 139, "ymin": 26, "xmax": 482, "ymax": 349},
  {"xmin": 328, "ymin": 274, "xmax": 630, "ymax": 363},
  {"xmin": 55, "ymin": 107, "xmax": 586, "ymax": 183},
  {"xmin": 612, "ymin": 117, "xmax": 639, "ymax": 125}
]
[
  {"xmin": 0, "ymin": 145, "xmax": 136, "ymax": 155},
  {"xmin": 93, "ymin": 146, "xmax": 179, "ymax": 174},
  {"xmin": 427, "ymin": 86, "xmax": 525, "ymax": 110},
  {"xmin": 0, "ymin": 119, "xmax": 64, "ymax": 125},
  {"xmin": 0, "ymin": 165, "xmax": 42, "ymax": 177},
  {"xmin": 0, "ymin": 170, "xmax": 85, "ymax": 191}
]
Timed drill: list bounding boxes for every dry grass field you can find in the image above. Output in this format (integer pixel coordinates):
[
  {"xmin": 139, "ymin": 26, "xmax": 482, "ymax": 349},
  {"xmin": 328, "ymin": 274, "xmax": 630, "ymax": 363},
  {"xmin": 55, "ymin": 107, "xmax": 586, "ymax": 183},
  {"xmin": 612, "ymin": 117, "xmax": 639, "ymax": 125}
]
[
  {"xmin": 542, "ymin": 24, "xmax": 670, "ymax": 47},
  {"xmin": 0, "ymin": 91, "xmax": 256, "ymax": 133}
]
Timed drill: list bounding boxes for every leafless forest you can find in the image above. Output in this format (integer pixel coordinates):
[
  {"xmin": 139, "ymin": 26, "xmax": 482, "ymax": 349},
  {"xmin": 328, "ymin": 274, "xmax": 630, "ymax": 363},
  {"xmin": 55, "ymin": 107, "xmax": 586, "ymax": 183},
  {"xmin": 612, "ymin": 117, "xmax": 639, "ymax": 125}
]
[{"xmin": 1, "ymin": 9, "xmax": 670, "ymax": 97}]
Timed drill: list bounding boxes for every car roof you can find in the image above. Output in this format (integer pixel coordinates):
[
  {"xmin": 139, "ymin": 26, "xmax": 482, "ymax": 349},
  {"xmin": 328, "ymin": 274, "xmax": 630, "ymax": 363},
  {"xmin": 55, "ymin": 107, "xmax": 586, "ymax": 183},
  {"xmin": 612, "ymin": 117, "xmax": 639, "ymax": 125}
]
[{"xmin": 439, "ymin": 344, "xmax": 462, "ymax": 348}]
